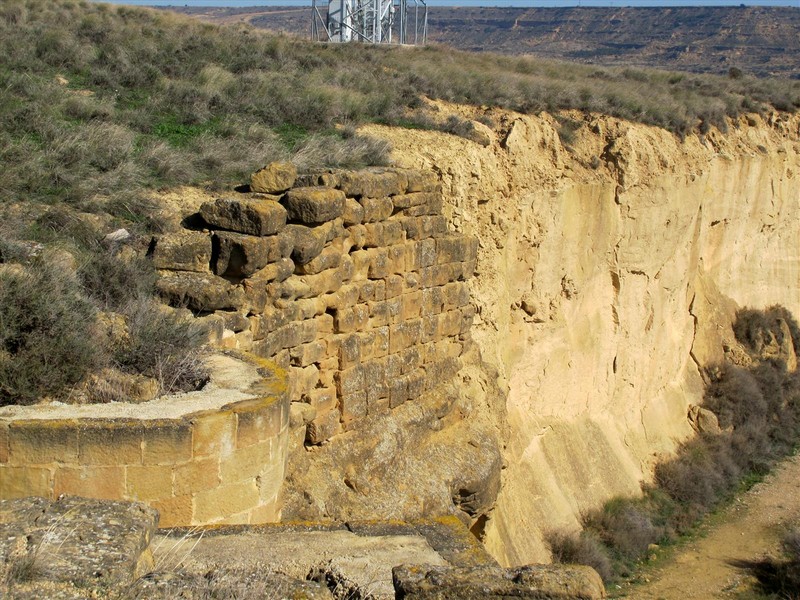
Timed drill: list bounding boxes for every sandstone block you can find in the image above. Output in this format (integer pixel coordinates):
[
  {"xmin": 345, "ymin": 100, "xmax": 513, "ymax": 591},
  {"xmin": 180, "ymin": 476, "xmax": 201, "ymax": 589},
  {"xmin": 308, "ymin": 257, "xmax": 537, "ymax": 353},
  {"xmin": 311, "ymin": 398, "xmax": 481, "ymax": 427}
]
[
  {"xmin": 192, "ymin": 412, "xmax": 236, "ymax": 458},
  {"xmin": 307, "ymin": 387, "xmax": 337, "ymax": 412},
  {"xmin": 248, "ymin": 502, "xmax": 281, "ymax": 524},
  {"xmin": 337, "ymin": 168, "xmax": 406, "ymax": 198},
  {"xmin": 193, "ymin": 481, "xmax": 260, "ymax": 524},
  {"xmin": 444, "ymin": 281, "xmax": 470, "ymax": 309},
  {"xmin": 0, "ymin": 423, "xmax": 8, "ymax": 463},
  {"xmin": 150, "ymin": 231, "xmax": 212, "ymax": 272},
  {"xmin": 385, "ymin": 274, "xmax": 404, "ymax": 299},
  {"xmin": 388, "ymin": 244, "xmax": 407, "ymax": 274},
  {"xmin": 305, "ymin": 408, "xmax": 341, "ymax": 445},
  {"xmin": 296, "ymin": 245, "xmax": 342, "ymax": 275},
  {"xmin": 0, "ymin": 465, "xmax": 51, "ymax": 498},
  {"xmin": 391, "ymin": 191, "xmax": 434, "ymax": 209},
  {"xmin": 213, "ymin": 231, "xmax": 293, "ymax": 279},
  {"xmin": 461, "ymin": 305, "xmax": 476, "ymax": 334},
  {"xmin": 373, "ymin": 326, "xmax": 390, "ymax": 358},
  {"xmin": 78, "ymin": 423, "xmax": 143, "ymax": 466},
  {"xmin": 125, "ymin": 464, "xmax": 172, "ymax": 501},
  {"xmin": 172, "ymin": 456, "xmax": 220, "ymax": 496},
  {"xmin": 54, "ymin": 465, "xmax": 125, "ymax": 500},
  {"xmin": 250, "ymin": 161, "xmax": 297, "ymax": 194},
  {"xmin": 436, "ymin": 235, "xmax": 470, "ymax": 265},
  {"xmin": 422, "ymin": 287, "xmax": 445, "ymax": 315},
  {"xmin": 367, "ymin": 247, "xmax": 390, "ymax": 279},
  {"xmin": 289, "ymin": 267, "xmax": 344, "ymax": 300},
  {"xmin": 290, "ymin": 401, "xmax": 317, "ymax": 430},
  {"xmin": 152, "ymin": 494, "xmax": 193, "ymax": 528},
  {"xmin": 357, "ymin": 279, "xmax": 378, "ymax": 303},
  {"xmin": 368, "ymin": 298, "xmax": 401, "ymax": 328},
  {"xmin": 402, "ymin": 192, "xmax": 444, "ymax": 217},
  {"xmin": 8, "ymin": 421, "xmax": 78, "ymax": 465},
  {"xmin": 335, "ymin": 365, "xmax": 365, "ymax": 396},
  {"xmin": 285, "ymin": 224, "xmax": 327, "ymax": 265},
  {"xmin": 219, "ymin": 441, "xmax": 271, "ymax": 484},
  {"xmin": 402, "ymin": 291, "xmax": 424, "ymax": 321},
  {"xmin": 343, "ymin": 198, "xmax": 365, "ymax": 225},
  {"xmin": 439, "ymin": 309, "xmax": 464, "ymax": 338},
  {"xmin": 360, "ymin": 197, "xmax": 394, "ymax": 222},
  {"xmin": 290, "ymin": 364, "xmax": 320, "ymax": 400},
  {"xmin": 295, "ymin": 170, "xmax": 340, "ymax": 188},
  {"xmin": 403, "ymin": 169, "xmax": 439, "ymax": 193},
  {"xmin": 419, "ymin": 264, "xmax": 456, "ymax": 289},
  {"xmin": 406, "ymin": 368, "xmax": 426, "ymax": 399},
  {"xmin": 338, "ymin": 334, "xmax": 361, "ymax": 369},
  {"xmin": 364, "ymin": 221, "xmax": 404, "ymax": 247},
  {"xmin": 347, "ymin": 224, "xmax": 367, "ymax": 250},
  {"xmin": 333, "ymin": 282, "xmax": 361, "ymax": 307},
  {"xmin": 157, "ymin": 272, "xmax": 246, "ymax": 312},
  {"xmin": 237, "ymin": 401, "xmax": 285, "ymax": 447},
  {"xmin": 387, "ymin": 347, "xmax": 422, "ymax": 378},
  {"xmin": 340, "ymin": 391, "xmax": 368, "ymax": 426},
  {"xmin": 334, "ymin": 304, "xmax": 370, "ymax": 333},
  {"xmin": 142, "ymin": 423, "xmax": 192, "ymax": 465},
  {"xmin": 424, "ymin": 357, "xmax": 461, "ymax": 390},
  {"xmin": 390, "ymin": 319, "xmax": 422, "ymax": 353},
  {"xmin": 421, "ymin": 315, "xmax": 439, "ymax": 344},
  {"xmin": 200, "ymin": 197, "xmax": 287, "ymax": 236},
  {"xmin": 388, "ymin": 376, "xmax": 409, "ymax": 408},
  {"xmin": 290, "ymin": 340, "xmax": 328, "ymax": 367},
  {"xmin": 363, "ymin": 359, "xmax": 389, "ymax": 407},
  {"xmin": 357, "ymin": 330, "xmax": 376, "ymax": 362},
  {"xmin": 315, "ymin": 313, "xmax": 335, "ymax": 335},
  {"xmin": 283, "ymin": 187, "xmax": 346, "ymax": 224}
]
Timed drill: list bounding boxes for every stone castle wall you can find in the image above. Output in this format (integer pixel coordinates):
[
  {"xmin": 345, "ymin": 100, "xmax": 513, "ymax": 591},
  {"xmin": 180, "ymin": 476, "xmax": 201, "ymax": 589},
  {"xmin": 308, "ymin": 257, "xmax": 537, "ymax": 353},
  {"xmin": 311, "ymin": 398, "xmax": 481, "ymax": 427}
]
[
  {"xmin": 0, "ymin": 357, "xmax": 289, "ymax": 527},
  {"xmin": 152, "ymin": 166, "xmax": 478, "ymax": 449}
]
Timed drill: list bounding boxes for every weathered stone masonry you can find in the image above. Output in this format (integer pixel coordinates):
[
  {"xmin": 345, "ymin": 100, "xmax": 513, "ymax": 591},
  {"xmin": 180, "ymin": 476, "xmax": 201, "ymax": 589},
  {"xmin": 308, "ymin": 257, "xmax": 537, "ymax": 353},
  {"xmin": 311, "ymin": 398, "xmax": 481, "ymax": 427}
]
[{"xmin": 153, "ymin": 166, "xmax": 478, "ymax": 448}]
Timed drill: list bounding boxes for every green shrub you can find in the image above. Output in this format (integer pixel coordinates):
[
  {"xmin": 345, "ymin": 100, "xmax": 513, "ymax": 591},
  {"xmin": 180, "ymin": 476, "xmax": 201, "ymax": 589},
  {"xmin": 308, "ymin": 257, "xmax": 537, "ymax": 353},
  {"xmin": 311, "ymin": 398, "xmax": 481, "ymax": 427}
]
[{"xmin": 0, "ymin": 257, "xmax": 101, "ymax": 405}]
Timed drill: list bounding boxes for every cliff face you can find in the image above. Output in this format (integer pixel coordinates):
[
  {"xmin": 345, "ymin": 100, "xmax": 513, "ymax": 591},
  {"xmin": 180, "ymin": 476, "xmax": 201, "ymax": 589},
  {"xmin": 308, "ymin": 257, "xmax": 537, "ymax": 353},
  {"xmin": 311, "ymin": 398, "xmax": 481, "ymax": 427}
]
[{"xmin": 362, "ymin": 108, "xmax": 800, "ymax": 565}]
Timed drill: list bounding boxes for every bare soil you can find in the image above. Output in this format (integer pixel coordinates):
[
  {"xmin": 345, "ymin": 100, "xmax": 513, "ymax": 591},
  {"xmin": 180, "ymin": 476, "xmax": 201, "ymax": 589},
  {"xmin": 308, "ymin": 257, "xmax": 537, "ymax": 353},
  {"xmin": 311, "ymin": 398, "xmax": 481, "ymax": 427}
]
[{"xmin": 621, "ymin": 453, "xmax": 800, "ymax": 599}]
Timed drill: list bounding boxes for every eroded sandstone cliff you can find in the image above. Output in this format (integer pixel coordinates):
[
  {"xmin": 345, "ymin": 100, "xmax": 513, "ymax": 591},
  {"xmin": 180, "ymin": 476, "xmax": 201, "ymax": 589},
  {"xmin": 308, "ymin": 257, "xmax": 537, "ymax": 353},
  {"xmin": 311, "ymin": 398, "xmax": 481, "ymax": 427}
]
[{"xmin": 362, "ymin": 107, "xmax": 800, "ymax": 565}]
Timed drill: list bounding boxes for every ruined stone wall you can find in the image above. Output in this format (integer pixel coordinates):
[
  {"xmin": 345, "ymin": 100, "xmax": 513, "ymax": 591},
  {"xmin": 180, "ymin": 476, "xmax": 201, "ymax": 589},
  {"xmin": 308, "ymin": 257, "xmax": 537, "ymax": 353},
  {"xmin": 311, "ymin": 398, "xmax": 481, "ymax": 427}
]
[
  {"xmin": 0, "ymin": 357, "xmax": 289, "ymax": 527},
  {"xmin": 151, "ymin": 167, "xmax": 478, "ymax": 451}
]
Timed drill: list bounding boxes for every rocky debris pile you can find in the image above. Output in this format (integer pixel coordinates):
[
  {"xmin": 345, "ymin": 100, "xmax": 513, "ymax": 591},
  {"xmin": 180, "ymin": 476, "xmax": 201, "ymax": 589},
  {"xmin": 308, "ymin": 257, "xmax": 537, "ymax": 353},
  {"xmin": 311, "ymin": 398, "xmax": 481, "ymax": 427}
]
[
  {"xmin": 0, "ymin": 495, "xmax": 605, "ymax": 599},
  {"xmin": 149, "ymin": 163, "xmax": 478, "ymax": 450},
  {"xmin": 393, "ymin": 563, "xmax": 606, "ymax": 599}
]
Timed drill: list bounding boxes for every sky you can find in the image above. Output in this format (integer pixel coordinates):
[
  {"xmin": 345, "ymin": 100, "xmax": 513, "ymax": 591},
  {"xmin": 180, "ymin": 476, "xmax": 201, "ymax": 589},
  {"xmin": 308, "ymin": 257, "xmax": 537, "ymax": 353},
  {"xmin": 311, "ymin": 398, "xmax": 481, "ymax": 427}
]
[{"xmin": 92, "ymin": 0, "xmax": 800, "ymax": 7}]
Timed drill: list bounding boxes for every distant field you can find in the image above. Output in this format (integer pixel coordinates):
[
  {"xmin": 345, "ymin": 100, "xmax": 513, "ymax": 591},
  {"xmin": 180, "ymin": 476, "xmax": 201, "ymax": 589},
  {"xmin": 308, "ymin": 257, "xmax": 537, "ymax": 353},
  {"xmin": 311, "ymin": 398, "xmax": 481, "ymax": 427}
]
[{"xmin": 167, "ymin": 5, "xmax": 800, "ymax": 79}]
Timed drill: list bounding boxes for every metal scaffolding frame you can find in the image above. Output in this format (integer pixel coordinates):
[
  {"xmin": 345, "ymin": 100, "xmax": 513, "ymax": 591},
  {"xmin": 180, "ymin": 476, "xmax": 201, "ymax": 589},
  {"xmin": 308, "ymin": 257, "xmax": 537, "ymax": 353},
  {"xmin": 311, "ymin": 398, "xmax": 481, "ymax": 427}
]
[{"xmin": 312, "ymin": 0, "xmax": 427, "ymax": 45}]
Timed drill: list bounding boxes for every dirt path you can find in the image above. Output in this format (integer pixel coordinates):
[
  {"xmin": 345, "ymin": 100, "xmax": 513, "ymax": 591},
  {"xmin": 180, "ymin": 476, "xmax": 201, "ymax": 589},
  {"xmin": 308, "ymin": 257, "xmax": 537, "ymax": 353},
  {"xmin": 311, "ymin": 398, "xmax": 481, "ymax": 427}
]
[{"xmin": 621, "ymin": 453, "xmax": 800, "ymax": 599}]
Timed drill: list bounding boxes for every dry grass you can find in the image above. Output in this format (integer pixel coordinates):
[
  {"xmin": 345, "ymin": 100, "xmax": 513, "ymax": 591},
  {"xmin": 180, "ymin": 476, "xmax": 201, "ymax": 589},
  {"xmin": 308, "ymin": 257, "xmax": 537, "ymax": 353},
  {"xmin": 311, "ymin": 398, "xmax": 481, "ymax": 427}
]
[{"xmin": 1, "ymin": 0, "xmax": 797, "ymax": 214}]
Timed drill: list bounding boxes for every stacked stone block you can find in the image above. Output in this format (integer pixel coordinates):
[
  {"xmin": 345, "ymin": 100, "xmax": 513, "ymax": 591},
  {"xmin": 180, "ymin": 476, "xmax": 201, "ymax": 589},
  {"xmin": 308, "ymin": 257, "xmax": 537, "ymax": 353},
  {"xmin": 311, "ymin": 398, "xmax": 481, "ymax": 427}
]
[
  {"xmin": 0, "ymin": 392, "xmax": 289, "ymax": 527},
  {"xmin": 150, "ymin": 166, "xmax": 477, "ymax": 446}
]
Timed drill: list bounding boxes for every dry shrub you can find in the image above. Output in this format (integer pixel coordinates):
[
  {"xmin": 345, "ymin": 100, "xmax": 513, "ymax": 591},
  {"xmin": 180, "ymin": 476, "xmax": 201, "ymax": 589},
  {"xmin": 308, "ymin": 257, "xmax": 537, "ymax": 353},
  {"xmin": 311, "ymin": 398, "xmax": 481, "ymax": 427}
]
[
  {"xmin": 0, "ymin": 257, "xmax": 101, "ymax": 405},
  {"xmin": 546, "ymin": 530, "xmax": 613, "ymax": 583},
  {"xmin": 113, "ymin": 299, "xmax": 209, "ymax": 396}
]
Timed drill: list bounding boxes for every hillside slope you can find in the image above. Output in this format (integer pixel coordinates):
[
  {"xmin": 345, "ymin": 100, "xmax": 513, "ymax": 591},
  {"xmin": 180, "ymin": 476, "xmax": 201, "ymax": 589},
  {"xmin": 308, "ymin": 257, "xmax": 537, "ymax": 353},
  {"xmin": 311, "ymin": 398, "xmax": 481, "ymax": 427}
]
[{"xmin": 173, "ymin": 6, "xmax": 800, "ymax": 79}]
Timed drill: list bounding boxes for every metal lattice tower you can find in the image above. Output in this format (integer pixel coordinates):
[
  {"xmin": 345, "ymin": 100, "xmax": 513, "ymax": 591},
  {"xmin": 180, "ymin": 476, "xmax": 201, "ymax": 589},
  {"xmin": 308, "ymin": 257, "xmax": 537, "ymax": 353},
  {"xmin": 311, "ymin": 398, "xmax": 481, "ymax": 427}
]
[{"xmin": 312, "ymin": 0, "xmax": 428, "ymax": 45}]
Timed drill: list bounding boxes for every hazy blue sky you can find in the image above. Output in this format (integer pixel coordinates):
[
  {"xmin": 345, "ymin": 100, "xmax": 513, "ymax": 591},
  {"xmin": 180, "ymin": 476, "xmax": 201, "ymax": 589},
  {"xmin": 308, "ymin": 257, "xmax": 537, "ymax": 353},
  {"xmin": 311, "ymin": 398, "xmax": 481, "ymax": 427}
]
[{"xmin": 92, "ymin": 0, "xmax": 800, "ymax": 7}]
